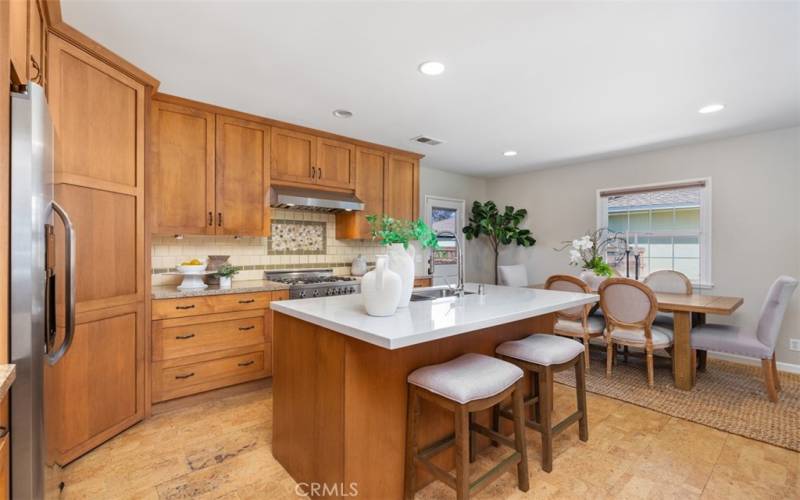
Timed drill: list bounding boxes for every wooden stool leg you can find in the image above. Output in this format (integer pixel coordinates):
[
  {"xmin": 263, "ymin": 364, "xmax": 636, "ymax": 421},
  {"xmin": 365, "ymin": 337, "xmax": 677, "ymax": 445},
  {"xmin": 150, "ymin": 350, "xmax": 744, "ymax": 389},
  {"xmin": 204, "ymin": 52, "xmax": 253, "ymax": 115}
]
[
  {"xmin": 575, "ymin": 356, "xmax": 589, "ymax": 442},
  {"xmin": 468, "ymin": 413, "xmax": 476, "ymax": 463},
  {"xmin": 528, "ymin": 371, "xmax": 537, "ymax": 422},
  {"xmin": 582, "ymin": 336, "xmax": 591, "ymax": 371},
  {"xmin": 623, "ymin": 346, "xmax": 629, "ymax": 363},
  {"xmin": 697, "ymin": 350, "xmax": 708, "ymax": 372},
  {"xmin": 532, "ymin": 371, "xmax": 541, "ymax": 424},
  {"xmin": 761, "ymin": 358, "xmax": 779, "ymax": 403},
  {"xmin": 646, "ymin": 348, "xmax": 655, "ymax": 387},
  {"xmin": 491, "ymin": 404, "xmax": 500, "ymax": 447},
  {"xmin": 454, "ymin": 405, "xmax": 470, "ymax": 500},
  {"xmin": 539, "ymin": 367, "xmax": 553, "ymax": 472},
  {"xmin": 511, "ymin": 379, "xmax": 530, "ymax": 492},
  {"xmin": 605, "ymin": 340, "xmax": 614, "ymax": 377},
  {"xmin": 772, "ymin": 353, "xmax": 781, "ymax": 392},
  {"xmin": 404, "ymin": 387, "xmax": 420, "ymax": 500}
]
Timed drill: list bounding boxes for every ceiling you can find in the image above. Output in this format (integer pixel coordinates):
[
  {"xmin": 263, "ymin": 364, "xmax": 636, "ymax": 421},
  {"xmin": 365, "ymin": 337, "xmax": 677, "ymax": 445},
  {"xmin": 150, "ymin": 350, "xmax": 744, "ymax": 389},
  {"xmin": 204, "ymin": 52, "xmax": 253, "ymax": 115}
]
[{"xmin": 61, "ymin": 1, "xmax": 800, "ymax": 177}]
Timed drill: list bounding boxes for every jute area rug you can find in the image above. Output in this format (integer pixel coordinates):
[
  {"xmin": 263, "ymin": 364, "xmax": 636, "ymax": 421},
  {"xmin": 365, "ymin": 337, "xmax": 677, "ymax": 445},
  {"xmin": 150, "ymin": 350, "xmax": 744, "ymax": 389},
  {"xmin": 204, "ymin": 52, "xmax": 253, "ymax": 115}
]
[{"xmin": 554, "ymin": 352, "xmax": 800, "ymax": 452}]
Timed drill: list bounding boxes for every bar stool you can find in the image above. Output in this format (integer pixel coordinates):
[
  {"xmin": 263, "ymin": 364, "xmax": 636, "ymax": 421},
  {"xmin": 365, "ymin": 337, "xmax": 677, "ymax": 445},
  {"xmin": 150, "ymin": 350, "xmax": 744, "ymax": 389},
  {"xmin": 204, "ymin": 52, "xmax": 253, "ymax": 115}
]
[
  {"xmin": 495, "ymin": 334, "xmax": 588, "ymax": 472},
  {"xmin": 404, "ymin": 353, "xmax": 530, "ymax": 500}
]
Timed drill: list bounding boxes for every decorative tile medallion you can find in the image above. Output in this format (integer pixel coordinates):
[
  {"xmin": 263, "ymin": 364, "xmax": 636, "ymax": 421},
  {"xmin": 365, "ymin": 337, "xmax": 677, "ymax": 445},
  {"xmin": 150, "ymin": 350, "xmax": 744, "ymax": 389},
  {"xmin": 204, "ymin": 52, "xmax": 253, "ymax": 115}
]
[{"xmin": 268, "ymin": 219, "xmax": 327, "ymax": 255}]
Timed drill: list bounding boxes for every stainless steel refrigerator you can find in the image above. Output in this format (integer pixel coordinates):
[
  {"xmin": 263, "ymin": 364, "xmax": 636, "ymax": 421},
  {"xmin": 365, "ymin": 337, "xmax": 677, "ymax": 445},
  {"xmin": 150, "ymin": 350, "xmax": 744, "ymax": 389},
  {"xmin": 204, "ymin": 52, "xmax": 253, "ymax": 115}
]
[{"xmin": 10, "ymin": 83, "xmax": 75, "ymax": 499}]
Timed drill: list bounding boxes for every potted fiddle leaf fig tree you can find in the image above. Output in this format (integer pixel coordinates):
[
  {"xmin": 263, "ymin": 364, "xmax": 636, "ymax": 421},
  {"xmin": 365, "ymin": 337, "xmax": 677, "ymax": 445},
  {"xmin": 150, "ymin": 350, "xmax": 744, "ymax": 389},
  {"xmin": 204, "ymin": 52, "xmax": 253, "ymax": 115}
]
[{"xmin": 462, "ymin": 201, "xmax": 536, "ymax": 284}]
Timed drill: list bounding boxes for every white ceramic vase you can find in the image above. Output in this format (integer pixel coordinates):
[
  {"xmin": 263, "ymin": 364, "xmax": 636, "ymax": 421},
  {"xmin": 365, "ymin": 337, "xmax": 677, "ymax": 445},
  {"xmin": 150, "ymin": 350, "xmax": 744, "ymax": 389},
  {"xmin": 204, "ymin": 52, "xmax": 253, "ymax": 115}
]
[
  {"xmin": 579, "ymin": 270, "xmax": 606, "ymax": 291},
  {"xmin": 351, "ymin": 254, "xmax": 368, "ymax": 276},
  {"xmin": 361, "ymin": 255, "xmax": 401, "ymax": 317},
  {"xmin": 387, "ymin": 243, "xmax": 415, "ymax": 307},
  {"xmin": 219, "ymin": 276, "xmax": 232, "ymax": 289}
]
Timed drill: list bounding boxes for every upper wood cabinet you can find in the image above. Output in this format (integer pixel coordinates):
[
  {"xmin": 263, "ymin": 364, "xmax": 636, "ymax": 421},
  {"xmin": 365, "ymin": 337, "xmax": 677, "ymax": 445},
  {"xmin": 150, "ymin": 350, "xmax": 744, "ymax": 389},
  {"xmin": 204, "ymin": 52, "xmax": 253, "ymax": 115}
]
[
  {"xmin": 386, "ymin": 154, "xmax": 419, "ymax": 221},
  {"xmin": 215, "ymin": 115, "xmax": 271, "ymax": 237},
  {"xmin": 150, "ymin": 101, "xmax": 271, "ymax": 237},
  {"xmin": 9, "ymin": 0, "xmax": 45, "ymax": 85},
  {"xmin": 271, "ymin": 128, "xmax": 356, "ymax": 190},
  {"xmin": 336, "ymin": 147, "xmax": 387, "ymax": 239},
  {"xmin": 150, "ymin": 101, "xmax": 216, "ymax": 235}
]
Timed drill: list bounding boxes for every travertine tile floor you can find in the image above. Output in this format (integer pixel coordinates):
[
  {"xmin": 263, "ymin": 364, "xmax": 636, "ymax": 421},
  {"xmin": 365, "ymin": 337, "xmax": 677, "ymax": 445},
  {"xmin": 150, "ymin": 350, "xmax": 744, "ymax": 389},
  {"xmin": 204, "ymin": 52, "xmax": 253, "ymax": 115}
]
[{"xmin": 49, "ymin": 380, "xmax": 798, "ymax": 499}]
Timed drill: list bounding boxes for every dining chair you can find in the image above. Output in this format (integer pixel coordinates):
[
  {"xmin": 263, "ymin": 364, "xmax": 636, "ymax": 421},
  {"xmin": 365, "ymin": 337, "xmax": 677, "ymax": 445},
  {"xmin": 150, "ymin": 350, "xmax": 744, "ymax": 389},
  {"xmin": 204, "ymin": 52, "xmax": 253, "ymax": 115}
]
[
  {"xmin": 498, "ymin": 265, "xmax": 529, "ymax": 287},
  {"xmin": 643, "ymin": 270, "xmax": 692, "ymax": 348},
  {"xmin": 691, "ymin": 275, "xmax": 798, "ymax": 403},
  {"xmin": 545, "ymin": 275, "xmax": 604, "ymax": 370},
  {"xmin": 599, "ymin": 278, "xmax": 674, "ymax": 386}
]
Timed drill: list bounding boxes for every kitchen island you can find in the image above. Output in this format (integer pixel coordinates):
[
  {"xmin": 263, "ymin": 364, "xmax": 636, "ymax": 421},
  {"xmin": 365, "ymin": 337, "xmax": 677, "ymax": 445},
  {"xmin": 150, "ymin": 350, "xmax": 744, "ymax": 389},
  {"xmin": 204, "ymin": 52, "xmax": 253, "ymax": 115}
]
[{"xmin": 270, "ymin": 284, "xmax": 598, "ymax": 499}]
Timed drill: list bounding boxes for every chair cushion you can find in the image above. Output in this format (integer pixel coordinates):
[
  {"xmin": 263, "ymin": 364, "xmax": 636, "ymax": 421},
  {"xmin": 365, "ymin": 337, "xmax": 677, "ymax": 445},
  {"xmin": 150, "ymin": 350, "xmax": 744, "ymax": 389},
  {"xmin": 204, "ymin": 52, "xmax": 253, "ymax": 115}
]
[
  {"xmin": 610, "ymin": 325, "xmax": 673, "ymax": 348},
  {"xmin": 496, "ymin": 334, "xmax": 585, "ymax": 366},
  {"xmin": 407, "ymin": 353, "xmax": 523, "ymax": 404},
  {"xmin": 555, "ymin": 315, "xmax": 605, "ymax": 335},
  {"xmin": 691, "ymin": 324, "xmax": 772, "ymax": 359}
]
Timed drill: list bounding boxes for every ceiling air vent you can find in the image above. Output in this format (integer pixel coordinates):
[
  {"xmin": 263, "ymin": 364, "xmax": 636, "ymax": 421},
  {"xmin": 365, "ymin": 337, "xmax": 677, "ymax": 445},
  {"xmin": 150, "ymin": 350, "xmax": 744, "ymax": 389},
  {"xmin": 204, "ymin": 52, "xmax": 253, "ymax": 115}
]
[{"xmin": 410, "ymin": 135, "xmax": 445, "ymax": 146}]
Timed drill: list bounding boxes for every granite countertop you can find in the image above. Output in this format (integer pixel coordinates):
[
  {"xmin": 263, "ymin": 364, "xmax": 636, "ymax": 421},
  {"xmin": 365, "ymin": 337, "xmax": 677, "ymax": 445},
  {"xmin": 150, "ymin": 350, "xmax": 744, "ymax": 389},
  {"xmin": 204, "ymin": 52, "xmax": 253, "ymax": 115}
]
[
  {"xmin": 271, "ymin": 283, "xmax": 598, "ymax": 350},
  {"xmin": 0, "ymin": 365, "xmax": 16, "ymax": 399},
  {"xmin": 152, "ymin": 280, "xmax": 290, "ymax": 300}
]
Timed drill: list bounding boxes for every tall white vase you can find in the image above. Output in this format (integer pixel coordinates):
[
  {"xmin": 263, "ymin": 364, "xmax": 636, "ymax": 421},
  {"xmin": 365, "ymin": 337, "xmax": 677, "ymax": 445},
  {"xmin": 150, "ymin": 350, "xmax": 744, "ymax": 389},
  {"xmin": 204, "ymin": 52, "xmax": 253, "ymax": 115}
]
[
  {"xmin": 387, "ymin": 243, "xmax": 415, "ymax": 307},
  {"xmin": 579, "ymin": 270, "xmax": 607, "ymax": 291},
  {"xmin": 361, "ymin": 255, "xmax": 401, "ymax": 317}
]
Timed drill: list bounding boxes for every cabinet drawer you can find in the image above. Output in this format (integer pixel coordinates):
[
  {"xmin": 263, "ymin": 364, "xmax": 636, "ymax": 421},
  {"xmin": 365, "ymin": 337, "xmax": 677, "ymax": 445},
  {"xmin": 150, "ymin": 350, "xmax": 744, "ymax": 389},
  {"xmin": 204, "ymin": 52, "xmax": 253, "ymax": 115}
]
[
  {"xmin": 152, "ymin": 292, "xmax": 270, "ymax": 319},
  {"xmin": 157, "ymin": 351, "xmax": 265, "ymax": 398},
  {"xmin": 153, "ymin": 313, "xmax": 265, "ymax": 361}
]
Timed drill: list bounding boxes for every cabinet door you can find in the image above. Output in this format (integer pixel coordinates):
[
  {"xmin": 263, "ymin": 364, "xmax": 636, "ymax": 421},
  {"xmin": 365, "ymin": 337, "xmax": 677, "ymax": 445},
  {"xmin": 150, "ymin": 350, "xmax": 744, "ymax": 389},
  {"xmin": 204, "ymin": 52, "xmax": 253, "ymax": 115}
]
[
  {"xmin": 150, "ymin": 101, "xmax": 215, "ymax": 235},
  {"xmin": 336, "ymin": 147, "xmax": 386, "ymax": 239},
  {"xmin": 9, "ymin": 0, "xmax": 27, "ymax": 83},
  {"xmin": 315, "ymin": 138, "xmax": 355, "ymax": 189},
  {"xmin": 386, "ymin": 154, "xmax": 419, "ymax": 221},
  {"xmin": 216, "ymin": 115, "xmax": 271, "ymax": 236},
  {"xmin": 46, "ymin": 33, "xmax": 146, "ymax": 464},
  {"xmin": 28, "ymin": 0, "xmax": 44, "ymax": 85},
  {"xmin": 270, "ymin": 127, "xmax": 315, "ymax": 184},
  {"xmin": 45, "ymin": 305, "xmax": 144, "ymax": 465}
]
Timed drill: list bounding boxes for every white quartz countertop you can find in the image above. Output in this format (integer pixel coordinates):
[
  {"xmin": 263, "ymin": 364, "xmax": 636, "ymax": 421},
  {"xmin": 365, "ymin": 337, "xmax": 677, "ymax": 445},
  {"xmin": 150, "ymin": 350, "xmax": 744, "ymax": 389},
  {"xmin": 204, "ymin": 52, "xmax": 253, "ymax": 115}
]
[{"xmin": 270, "ymin": 283, "xmax": 599, "ymax": 349}]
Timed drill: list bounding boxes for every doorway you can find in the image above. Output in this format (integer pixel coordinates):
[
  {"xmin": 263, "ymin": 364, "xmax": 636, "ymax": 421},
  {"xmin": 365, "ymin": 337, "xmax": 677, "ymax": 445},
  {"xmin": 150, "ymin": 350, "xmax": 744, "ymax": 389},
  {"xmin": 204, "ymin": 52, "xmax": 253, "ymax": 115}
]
[{"xmin": 424, "ymin": 196, "xmax": 466, "ymax": 287}]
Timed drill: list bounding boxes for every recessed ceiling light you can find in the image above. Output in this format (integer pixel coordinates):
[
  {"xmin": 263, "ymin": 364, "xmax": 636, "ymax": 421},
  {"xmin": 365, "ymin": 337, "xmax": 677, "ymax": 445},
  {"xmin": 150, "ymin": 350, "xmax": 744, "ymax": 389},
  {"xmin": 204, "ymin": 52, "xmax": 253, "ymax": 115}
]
[
  {"xmin": 332, "ymin": 109, "xmax": 353, "ymax": 119},
  {"xmin": 418, "ymin": 61, "xmax": 445, "ymax": 76},
  {"xmin": 698, "ymin": 103, "xmax": 725, "ymax": 114},
  {"xmin": 503, "ymin": 150, "xmax": 518, "ymax": 157}
]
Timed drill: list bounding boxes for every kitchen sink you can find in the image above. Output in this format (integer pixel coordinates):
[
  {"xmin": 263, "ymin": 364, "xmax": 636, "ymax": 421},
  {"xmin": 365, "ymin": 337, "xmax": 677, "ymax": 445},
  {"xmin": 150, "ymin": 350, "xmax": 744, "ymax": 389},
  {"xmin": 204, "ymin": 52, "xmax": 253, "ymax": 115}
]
[{"xmin": 410, "ymin": 288, "xmax": 475, "ymax": 301}]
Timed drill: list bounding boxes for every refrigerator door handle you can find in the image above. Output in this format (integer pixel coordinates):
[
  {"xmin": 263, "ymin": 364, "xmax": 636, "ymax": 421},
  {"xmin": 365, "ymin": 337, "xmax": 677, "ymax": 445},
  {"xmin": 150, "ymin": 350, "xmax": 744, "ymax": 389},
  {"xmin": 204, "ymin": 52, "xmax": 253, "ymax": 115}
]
[{"xmin": 46, "ymin": 201, "xmax": 76, "ymax": 365}]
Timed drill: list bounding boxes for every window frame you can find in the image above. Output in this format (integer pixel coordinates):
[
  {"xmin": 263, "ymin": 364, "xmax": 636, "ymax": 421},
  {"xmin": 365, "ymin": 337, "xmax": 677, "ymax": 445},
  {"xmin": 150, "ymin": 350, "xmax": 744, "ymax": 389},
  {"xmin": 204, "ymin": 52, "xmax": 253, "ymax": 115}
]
[{"xmin": 595, "ymin": 177, "xmax": 713, "ymax": 289}]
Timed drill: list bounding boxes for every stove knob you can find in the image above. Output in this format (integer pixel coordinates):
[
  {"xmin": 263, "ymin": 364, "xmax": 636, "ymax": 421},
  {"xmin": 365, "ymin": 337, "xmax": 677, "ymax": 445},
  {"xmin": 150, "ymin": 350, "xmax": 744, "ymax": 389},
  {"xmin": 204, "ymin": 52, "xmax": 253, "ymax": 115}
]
[
  {"xmin": 349, "ymin": 287, "xmax": 356, "ymax": 294},
  {"xmin": 312, "ymin": 290, "xmax": 319, "ymax": 297},
  {"xmin": 299, "ymin": 290, "xmax": 306, "ymax": 298},
  {"xmin": 327, "ymin": 289, "xmax": 334, "ymax": 296},
  {"xmin": 333, "ymin": 288, "xmax": 340, "ymax": 295}
]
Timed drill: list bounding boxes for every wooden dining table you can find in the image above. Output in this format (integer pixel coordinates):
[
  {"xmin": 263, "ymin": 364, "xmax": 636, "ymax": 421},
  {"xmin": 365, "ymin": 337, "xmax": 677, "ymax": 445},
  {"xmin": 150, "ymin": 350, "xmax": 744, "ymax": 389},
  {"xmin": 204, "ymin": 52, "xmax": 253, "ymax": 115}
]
[{"xmin": 531, "ymin": 284, "xmax": 743, "ymax": 390}]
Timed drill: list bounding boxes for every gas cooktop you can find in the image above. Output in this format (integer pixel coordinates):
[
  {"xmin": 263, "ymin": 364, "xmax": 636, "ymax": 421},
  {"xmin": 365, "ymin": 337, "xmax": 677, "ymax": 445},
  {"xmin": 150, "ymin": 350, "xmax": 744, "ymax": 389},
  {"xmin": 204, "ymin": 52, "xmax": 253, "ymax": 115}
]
[{"xmin": 264, "ymin": 269, "xmax": 360, "ymax": 299}]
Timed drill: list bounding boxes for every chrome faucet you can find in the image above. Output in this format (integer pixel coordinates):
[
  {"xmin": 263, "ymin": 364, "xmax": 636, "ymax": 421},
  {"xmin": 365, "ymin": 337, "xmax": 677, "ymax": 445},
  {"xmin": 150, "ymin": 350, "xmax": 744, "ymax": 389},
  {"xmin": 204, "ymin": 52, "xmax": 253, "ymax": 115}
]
[{"xmin": 435, "ymin": 231, "xmax": 465, "ymax": 297}]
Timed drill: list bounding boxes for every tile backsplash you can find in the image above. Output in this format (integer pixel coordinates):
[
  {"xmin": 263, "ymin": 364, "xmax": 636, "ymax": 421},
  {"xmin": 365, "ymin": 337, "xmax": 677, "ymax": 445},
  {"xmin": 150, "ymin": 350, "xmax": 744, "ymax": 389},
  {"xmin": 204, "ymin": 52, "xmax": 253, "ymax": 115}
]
[{"xmin": 151, "ymin": 209, "xmax": 385, "ymax": 286}]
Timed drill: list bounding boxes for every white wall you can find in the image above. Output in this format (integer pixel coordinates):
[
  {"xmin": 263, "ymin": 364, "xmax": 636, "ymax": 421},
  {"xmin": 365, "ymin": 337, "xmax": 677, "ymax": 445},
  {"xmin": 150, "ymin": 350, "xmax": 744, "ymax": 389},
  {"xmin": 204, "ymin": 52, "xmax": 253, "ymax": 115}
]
[
  {"xmin": 486, "ymin": 127, "xmax": 800, "ymax": 365},
  {"xmin": 418, "ymin": 166, "xmax": 492, "ymax": 283}
]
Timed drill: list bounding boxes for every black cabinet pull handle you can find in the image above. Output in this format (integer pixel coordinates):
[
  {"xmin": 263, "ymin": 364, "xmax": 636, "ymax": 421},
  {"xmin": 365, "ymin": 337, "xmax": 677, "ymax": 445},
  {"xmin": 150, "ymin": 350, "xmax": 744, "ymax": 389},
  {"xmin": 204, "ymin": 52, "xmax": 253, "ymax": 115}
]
[
  {"xmin": 311, "ymin": 166, "xmax": 316, "ymax": 179},
  {"xmin": 207, "ymin": 211, "xmax": 213, "ymax": 226},
  {"xmin": 238, "ymin": 299, "xmax": 255, "ymax": 304},
  {"xmin": 238, "ymin": 361, "xmax": 254, "ymax": 367},
  {"xmin": 175, "ymin": 333, "xmax": 195, "ymax": 340},
  {"xmin": 318, "ymin": 167, "xmax": 322, "ymax": 179},
  {"xmin": 175, "ymin": 373, "xmax": 195, "ymax": 380},
  {"xmin": 175, "ymin": 304, "xmax": 195, "ymax": 310},
  {"xmin": 238, "ymin": 325, "xmax": 255, "ymax": 331},
  {"xmin": 217, "ymin": 212, "xmax": 223, "ymax": 227}
]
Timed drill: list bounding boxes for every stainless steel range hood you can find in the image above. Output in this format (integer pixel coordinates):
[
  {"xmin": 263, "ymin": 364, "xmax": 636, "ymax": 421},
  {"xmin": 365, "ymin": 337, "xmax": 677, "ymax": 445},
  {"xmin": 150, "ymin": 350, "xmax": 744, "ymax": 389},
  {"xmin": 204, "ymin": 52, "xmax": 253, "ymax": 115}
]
[{"xmin": 269, "ymin": 186, "xmax": 364, "ymax": 212}]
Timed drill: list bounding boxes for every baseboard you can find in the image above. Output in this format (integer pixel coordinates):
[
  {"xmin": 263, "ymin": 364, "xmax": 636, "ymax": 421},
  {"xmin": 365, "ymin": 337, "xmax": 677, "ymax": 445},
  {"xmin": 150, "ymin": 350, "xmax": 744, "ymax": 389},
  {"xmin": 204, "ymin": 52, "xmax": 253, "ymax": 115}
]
[{"xmin": 708, "ymin": 352, "xmax": 800, "ymax": 375}]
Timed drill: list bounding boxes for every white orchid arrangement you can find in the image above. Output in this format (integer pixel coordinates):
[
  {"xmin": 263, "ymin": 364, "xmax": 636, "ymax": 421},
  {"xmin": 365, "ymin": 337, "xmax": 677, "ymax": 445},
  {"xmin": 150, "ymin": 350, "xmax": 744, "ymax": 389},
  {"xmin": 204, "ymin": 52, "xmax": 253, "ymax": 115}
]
[{"xmin": 556, "ymin": 228, "xmax": 627, "ymax": 277}]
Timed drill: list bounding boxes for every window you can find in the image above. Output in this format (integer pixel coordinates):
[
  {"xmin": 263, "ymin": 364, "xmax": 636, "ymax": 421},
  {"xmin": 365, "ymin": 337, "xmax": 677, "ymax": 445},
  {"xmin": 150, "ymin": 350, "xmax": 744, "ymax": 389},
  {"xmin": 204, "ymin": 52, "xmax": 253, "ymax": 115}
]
[
  {"xmin": 431, "ymin": 206, "xmax": 458, "ymax": 265},
  {"xmin": 596, "ymin": 179, "xmax": 712, "ymax": 287}
]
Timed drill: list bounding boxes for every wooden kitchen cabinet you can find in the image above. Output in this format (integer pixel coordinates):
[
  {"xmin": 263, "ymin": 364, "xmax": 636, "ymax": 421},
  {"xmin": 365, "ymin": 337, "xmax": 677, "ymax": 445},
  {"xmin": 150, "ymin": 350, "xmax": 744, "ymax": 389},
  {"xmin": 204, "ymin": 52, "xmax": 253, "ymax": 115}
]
[
  {"xmin": 215, "ymin": 115, "xmax": 271, "ymax": 236},
  {"xmin": 46, "ymin": 32, "xmax": 148, "ymax": 465},
  {"xmin": 271, "ymin": 128, "xmax": 356, "ymax": 190},
  {"xmin": 9, "ymin": 0, "xmax": 45, "ymax": 85},
  {"xmin": 386, "ymin": 154, "xmax": 419, "ymax": 221},
  {"xmin": 336, "ymin": 147, "xmax": 387, "ymax": 239},
  {"xmin": 150, "ymin": 102, "xmax": 270, "ymax": 237},
  {"xmin": 150, "ymin": 101, "xmax": 216, "ymax": 235}
]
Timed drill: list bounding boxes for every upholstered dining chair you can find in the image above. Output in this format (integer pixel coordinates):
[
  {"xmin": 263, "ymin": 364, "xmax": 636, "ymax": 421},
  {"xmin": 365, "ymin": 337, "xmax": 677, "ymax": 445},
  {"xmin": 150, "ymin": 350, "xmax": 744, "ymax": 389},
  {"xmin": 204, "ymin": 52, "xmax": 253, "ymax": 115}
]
[
  {"xmin": 599, "ymin": 278, "xmax": 674, "ymax": 387},
  {"xmin": 643, "ymin": 269, "xmax": 692, "ymax": 330},
  {"xmin": 545, "ymin": 275, "xmax": 604, "ymax": 370},
  {"xmin": 691, "ymin": 276, "xmax": 798, "ymax": 403},
  {"xmin": 498, "ymin": 265, "xmax": 529, "ymax": 287}
]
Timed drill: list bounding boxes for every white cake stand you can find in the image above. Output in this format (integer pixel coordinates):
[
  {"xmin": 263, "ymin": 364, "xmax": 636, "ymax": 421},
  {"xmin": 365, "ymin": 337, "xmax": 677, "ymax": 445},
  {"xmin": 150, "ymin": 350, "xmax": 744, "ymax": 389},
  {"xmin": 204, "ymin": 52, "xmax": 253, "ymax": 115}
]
[{"xmin": 163, "ymin": 271, "xmax": 216, "ymax": 290}]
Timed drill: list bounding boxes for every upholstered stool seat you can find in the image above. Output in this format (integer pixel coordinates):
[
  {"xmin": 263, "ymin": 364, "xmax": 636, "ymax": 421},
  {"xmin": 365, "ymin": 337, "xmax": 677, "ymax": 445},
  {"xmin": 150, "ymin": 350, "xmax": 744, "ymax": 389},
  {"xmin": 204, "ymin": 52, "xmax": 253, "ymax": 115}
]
[
  {"xmin": 496, "ymin": 334, "xmax": 586, "ymax": 366},
  {"xmin": 408, "ymin": 353, "xmax": 523, "ymax": 404},
  {"xmin": 404, "ymin": 353, "xmax": 529, "ymax": 499},
  {"xmin": 495, "ymin": 334, "xmax": 588, "ymax": 473}
]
